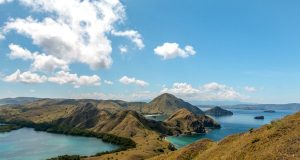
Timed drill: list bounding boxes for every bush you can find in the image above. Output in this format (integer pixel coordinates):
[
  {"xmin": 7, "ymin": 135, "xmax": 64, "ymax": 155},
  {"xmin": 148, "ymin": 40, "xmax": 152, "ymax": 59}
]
[
  {"xmin": 249, "ymin": 128, "xmax": 254, "ymax": 133},
  {"xmin": 47, "ymin": 155, "xmax": 80, "ymax": 160},
  {"xmin": 251, "ymin": 138, "xmax": 260, "ymax": 144},
  {"xmin": 168, "ymin": 143, "xmax": 176, "ymax": 151}
]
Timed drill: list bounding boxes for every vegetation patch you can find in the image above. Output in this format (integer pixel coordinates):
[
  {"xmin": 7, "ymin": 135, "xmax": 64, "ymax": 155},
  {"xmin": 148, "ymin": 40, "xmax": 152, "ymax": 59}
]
[
  {"xmin": 47, "ymin": 155, "xmax": 81, "ymax": 160},
  {"xmin": 0, "ymin": 124, "xmax": 22, "ymax": 133},
  {"xmin": 251, "ymin": 138, "xmax": 260, "ymax": 144}
]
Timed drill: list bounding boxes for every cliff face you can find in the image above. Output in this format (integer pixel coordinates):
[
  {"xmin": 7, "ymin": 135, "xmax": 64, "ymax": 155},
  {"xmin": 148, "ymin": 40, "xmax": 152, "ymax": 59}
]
[
  {"xmin": 204, "ymin": 106, "xmax": 233, "ymax": 116},
  {"xmin": 150, "ymin": 111, "xmax": 300, "ymax": 160}
]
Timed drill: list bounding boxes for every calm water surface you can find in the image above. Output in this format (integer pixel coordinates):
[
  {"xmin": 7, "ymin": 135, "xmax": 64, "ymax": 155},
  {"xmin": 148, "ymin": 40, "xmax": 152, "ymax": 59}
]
[
  {"xmin": 0, "ymin": 128, "xmax": 119, "ymax": 160},
  {"xmin": 166, "ymin": 109, "xmax": 297, "ymax": 148}
]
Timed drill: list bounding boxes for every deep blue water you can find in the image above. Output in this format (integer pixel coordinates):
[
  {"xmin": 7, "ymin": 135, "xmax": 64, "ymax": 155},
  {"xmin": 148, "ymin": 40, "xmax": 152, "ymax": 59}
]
[
  {"xmin": 166, "ymin": 109, "xmax": 297, "ymax": 148},
  {"xmin": 0, "ymin": 128, "xmax": 119, "ymax": 160}
]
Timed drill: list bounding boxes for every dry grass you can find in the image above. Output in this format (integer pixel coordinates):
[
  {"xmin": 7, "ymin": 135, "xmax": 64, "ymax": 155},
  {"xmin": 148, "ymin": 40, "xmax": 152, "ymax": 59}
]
[{"xmin": 150, "ymin": 111, "xmax": 300, "ymax": 160}]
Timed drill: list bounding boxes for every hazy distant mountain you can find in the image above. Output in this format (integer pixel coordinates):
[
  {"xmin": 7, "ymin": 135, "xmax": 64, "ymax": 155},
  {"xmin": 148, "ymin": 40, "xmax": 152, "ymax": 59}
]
[
  {"xmin": 192, "ymin": 100, "xmax": 255, "ymax": 106},
  {"xmin": 0, "ymin": 97, "xmax": 41, "ymax": 105},
  {"xmin": 223, "ymin": 103, "xmax": 300, "ymax": 110}
]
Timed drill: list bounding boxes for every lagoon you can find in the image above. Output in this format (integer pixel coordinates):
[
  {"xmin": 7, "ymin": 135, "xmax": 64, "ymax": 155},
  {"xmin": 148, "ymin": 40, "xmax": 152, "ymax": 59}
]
[
  {"xmin": 166, "ymin": 109, "xmax": 297, "ymax": 148},
  {"xmin": 0, "ymin": 128, "xmax": 119, "ymax": 160}
]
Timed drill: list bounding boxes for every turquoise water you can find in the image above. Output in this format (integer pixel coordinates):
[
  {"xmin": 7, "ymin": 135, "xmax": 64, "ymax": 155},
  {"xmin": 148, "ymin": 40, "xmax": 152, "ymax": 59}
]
[
  {"xmin": 166, "ymin": 109, "xmax": 297, "ymax": 148},
  {"xmin": 0, "ymin": 128, "xmax": 119, "ymax": 160}
]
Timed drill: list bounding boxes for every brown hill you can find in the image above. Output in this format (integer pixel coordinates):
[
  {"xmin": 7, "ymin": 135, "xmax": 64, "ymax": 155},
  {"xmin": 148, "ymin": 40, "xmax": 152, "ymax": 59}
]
[
  {"xmin": 142, "ymin": 93, "xmax": 204, "ymax": 115},
  {"xmin": 165, "ymin": 108, "xmax": 220, "ymax": 134},
  {"xmin": 204, "ymin": 106, "xmax": 233, "ymax": 116},
  {"xmin": 149, "ymin": 111, "xmax": 300, "ymax": 160}
]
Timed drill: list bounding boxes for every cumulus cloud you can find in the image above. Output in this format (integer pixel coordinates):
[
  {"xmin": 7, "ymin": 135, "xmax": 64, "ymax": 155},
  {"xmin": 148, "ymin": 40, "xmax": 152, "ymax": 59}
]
[
  {"xmin": 244, "ymin": 86, "xmax": 256, "ymax": 93},
  {"xmin": 73, "ymin": 90, "xmax": 155, "ymax": 101},
  {"xmin": 3, "ymin": 69, "xmax": 101, "ymax": 88},
  {"xmin": 8, "ymin": 43, "xmax": 69, "ymax": 72},
  {"xmin": 154, "ymin": 42, "xmax": 196, "ymax": 59},
  {"xmin": 112, "ymin": 30, "xmax": 144, "ymax": 49},
  {"xmin": 104, "ymin": 80, "xmax": 113, "ymax": 85},
  {"xmin": 119, "ymin": 76, "xmax": 149, "ymax": 87},
  {"xmin": 161, "ymin": 82, "xmax": 243, "ymax": 101},
  {"xmin": 3, "ymin": 69, "xmax": 47, "ymax": 84},
  {"xmin": 8, "ymin": 44, "xmax": 34, "ymax": 60},
  {"xmin": 161, "ymin": 83, "xmax": 199, "ymax": 96},
  {"xmin": 48, "ymin": 71, "xmax": 100, "ymax": 88},
  {"xmin": 2, "ymin": 0, "xmax": 143, "ymax": 71}
]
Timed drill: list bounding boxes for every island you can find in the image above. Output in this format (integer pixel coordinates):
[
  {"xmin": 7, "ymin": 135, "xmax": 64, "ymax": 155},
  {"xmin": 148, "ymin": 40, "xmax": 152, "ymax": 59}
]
[
  {"xmin": 204, "ymin": 106, "xmax": 233, "ymax": 116},
  {"xmin": 254, "ymin": 116, "xmax": 264, "ymax": 119},
  {"xmin": 264, "ymin": 110, "xmax": 276, "ymax": 113}
]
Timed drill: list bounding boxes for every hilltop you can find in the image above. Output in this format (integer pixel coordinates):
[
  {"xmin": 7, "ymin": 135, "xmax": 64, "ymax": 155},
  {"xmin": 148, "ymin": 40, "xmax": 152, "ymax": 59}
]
[{"xmin": 149, "ymin": 111, "xmax": 300, "ymax": 160}]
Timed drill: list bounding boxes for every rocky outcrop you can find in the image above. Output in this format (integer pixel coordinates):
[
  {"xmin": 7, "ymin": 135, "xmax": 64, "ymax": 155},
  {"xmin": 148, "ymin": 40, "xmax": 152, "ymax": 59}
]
[{"xmin": 204, "ymin": 107, "xmax": 233, "ymax": 116}]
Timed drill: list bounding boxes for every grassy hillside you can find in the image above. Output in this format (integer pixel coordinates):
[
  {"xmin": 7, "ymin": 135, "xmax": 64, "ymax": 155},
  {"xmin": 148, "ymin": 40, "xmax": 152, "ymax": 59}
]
[{"xmin": 150, "ymin": 111, "xmax": 300, "ymax": 160}]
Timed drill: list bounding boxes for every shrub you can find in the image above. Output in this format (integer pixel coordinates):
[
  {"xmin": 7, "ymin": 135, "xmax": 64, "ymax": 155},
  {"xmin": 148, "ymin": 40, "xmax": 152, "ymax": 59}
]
[
  {"xmin": 47, "ymin": 155, "xmax": 80, "ymax": 160},
  {"xmin": 168, "ymin": 143, "xmax": 176, "ymax": 151},
  {"xmin": 251, "ymin": 138, "xmax": 260, "ymax": 144}
]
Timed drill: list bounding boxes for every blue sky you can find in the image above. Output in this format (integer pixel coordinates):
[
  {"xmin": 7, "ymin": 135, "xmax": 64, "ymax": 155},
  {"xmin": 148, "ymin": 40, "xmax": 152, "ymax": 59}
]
[{"xmin": 0, "ymin": 0, "xmax": 300, "ymax": 104}]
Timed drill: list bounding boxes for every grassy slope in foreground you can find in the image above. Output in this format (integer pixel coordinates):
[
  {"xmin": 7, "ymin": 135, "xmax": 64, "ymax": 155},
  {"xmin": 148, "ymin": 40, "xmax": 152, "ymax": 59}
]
[{"xmin": 149, "ymin": 111, "xmax": 300, "ymax": 160}]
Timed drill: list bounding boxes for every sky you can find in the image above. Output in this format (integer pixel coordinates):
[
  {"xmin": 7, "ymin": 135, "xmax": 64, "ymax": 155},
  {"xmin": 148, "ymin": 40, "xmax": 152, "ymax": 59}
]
[{"xmin": 0, "ymin": 0, "xmax": 300, "ymax": 104}]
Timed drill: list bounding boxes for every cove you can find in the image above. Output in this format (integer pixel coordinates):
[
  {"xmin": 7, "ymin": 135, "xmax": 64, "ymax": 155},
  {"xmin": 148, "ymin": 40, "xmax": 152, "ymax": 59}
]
[
  {"xmin": 0, "ymin": 128, "xmax": 119, "ymax": 160},
  {"xmin": 166, "ymin": 109, "xmax": 297, "ymax": 148}
]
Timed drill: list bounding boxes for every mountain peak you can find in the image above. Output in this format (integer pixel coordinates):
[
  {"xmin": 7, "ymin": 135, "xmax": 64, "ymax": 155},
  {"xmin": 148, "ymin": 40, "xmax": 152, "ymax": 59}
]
[{"xmin": 148, "ymin": 93, "xmax": 204, "ymax": 115}]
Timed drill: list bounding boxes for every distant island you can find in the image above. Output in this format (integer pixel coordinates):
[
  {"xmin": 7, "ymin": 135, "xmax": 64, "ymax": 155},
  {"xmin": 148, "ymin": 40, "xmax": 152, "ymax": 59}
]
[
  {"xmin": 254, "ymin": 116, "xmax": 264, "ymax": 119},
  {"xmin": 264, "ymin": 110, "xmax": 276, "ymax": 113},
  {"xmin": 204, "ymin": 107, "xmax": 233, "ymax": 116}
]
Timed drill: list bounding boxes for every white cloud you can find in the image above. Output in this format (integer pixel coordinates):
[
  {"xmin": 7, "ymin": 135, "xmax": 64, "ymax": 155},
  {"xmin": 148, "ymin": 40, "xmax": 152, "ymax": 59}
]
[
  {"xmin": 48, "ymin": 71, "xmax": 100, "ymax": 88},
  {"xmin": 30, "ymin": 89, "xmax": 35, "ymax": 93},
  {"xmin": 8, "ymin": 44, "xmax": 34, "ymax": 60},
  {"xmin": 0, "ymin": 0, "xmax": 13, "ymax": 4},
  {"xmin": 2, "ymin": 0, "xmax": 142, "ymax": 71},
  {"xmin": 244, "ymin": 86, "xmax": 256, "ymax": 93},
  {"xmin": 3, "ymin": 69, "xmax": 47, "ymax": 84},
  {"xmin": 31, "ymin": 54, "xmax": 69, "ymax": 72},
  {"xmin": 104, "ymin": 80, "xmax": 113, "ymax": 85},
  {"xmin": 161, "ymin": 83, "xmax": 199, "ymax": 96},
  {"xmin": 119, "ymin": 76, "xmax": 149, "ymax": 87},
  {"xmin": 8, "ymin": 43, "xmax": 69, "ymax": 72},
  {"xmin": 3, "ymin": 69, "xmax": 100, "ymax": 87},
  {"xmin": 112, "ymin": 30, "xmax": 144, "ymax": 49},
  {"xmin": 73, "ymin": 90, "xmax": 155, "ymax": 101},
  {"xmin": 154, "ymin": 42, "xmax": 196, "ymax": 59},
  {"xmin": 161, "ymin": 82, "xmax": 243, "ymax": 101},
  {"xmin": 119, "ymin": 45, "xmax": 128, "ymax": 54}
]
